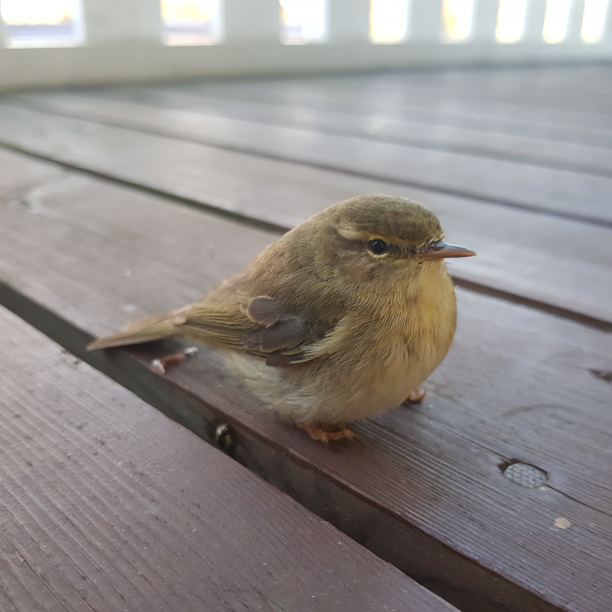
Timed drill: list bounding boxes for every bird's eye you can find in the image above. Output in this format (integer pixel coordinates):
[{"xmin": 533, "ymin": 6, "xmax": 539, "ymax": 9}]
[{"xmin": 368, "ymin": 239, "xmax": 388, "ymax": 255}]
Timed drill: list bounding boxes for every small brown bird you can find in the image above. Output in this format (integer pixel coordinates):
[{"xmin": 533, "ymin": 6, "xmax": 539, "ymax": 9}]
[{"xmin": 88, "ymin": 195, "xmax": 475, "ymax": 442}]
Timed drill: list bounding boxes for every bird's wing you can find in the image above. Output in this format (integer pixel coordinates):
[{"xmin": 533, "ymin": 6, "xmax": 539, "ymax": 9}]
[
  {"xmin": 243, "ymin": 296, "xmax": 329, "ymax": 366},
  {"xmin": 177, "ymin": 288, "xmax": 334, "ymax": 366}
]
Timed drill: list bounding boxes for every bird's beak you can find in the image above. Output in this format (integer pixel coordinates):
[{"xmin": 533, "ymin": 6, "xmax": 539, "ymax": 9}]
[{"xmin": 416, "ymin": 241, "xmax": 476, "ymax": 260}]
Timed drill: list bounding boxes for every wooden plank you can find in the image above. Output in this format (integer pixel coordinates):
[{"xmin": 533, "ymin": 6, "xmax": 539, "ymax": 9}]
[
  {"xmin": 185, "ymin": 68, "xmax": 612, "ymax": 135},
  {"xmin": 90, "ymin": 81, "xmax": 612, "ymax": 151},
  {"xmin": 0, "ymin": 105, "xmax": 610, "ymax": 328},
  {"xmin": 193, "ymin": 79, "xmax": 612, "ymax": 147},
  {"xmin": 2, "ymin": 99, "xmax": 611, "ymax": 229},
  {"xmin": 0, "ymin": 303, "xmax": 451, "ymax": 612},
  {"xmin": 350, "ymin": 65, "xmax": 612, "ymax": 117},
  {"xmin": 0, "ymin": 166, "xmax": 611, "ymax": 612},
  {"xmin": 0, "ymin": 146, "xmax": 65, "ymax": 201},
  {"xmin": 17, "ymin": 88, "xmax": 612, "ymax": 178},
  {"xmin": 162, "ymin": 81, "xmax": 612, "ymax": 152}
]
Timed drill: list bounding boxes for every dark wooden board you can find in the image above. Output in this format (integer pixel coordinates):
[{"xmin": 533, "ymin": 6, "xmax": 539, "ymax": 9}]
[
  {"xmin": 18, "ymin": 89, "xmax": 612, "ymax": 178},
  {"xmin": 1, "ymin": 167, "xmax": 611, "ymax": 612},
  {"xmin": 0, "ymin": 107, "xmax": 610, "ymax": 329},
  {"xmin": 3, "ymin": 98, "xmax": 611, "ymax": 228},
  {"xmin": 0, "ymin": 304, "xmax": 452, "ymax": 612}
]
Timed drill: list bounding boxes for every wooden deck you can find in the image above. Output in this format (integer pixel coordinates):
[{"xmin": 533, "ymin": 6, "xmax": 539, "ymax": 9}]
[{"xmin": 0, "ymin": 63, "xmax": 611, "ymax": 612}]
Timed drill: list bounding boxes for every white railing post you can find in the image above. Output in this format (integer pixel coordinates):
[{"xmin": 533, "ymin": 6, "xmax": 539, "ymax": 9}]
[
  {"xmin": 409, "ymin": 0, "xmax": 444, "ymax": 42},
  {"xmin": 81, "ymin": 0, "xmax": 163, "ymax": 45},
  {"xmin": 327, "ymin": 0, "xmax": 371, "ymax": 43},
  {"xmin": 564, "ymin": 0, "xmax": 585, "ymax": 42},
  {"xmin": 605, "ymin": 0, "xmax": 612, "ymax": 43},
  {"xmin": 223, "ymin": 0, "xmax": 280, "ymax": 43},
  {"xmin": 472, "ymin": 0, "xmax": 500, "ymax": 42},
  {"xmin": 0, "ymin": 9, "xmax": 6, "ymax": 47},
  {"xmin": 523, "ymin": 0, "xmax": 547, "ymax": 42}
]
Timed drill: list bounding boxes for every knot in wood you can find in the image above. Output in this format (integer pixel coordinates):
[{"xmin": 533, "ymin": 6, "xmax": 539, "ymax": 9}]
[{"xmin": 503, "ymin": 461, "xmax": 547, "ymax": 488}]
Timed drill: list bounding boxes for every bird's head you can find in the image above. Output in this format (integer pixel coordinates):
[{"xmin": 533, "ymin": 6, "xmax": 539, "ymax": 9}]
[
  {"xmin": 307, "ymin": 195, "xmax": 475, "ymax": 288},
  {"xmin": 249, "ymin": 195, "xmax": 475, "ymax": 314}
]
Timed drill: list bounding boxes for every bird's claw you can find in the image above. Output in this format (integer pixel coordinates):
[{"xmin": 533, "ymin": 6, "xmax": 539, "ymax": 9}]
[
  {"xmin": 296, "ymin": 422, "xmax": 355, "ymax": 443},
  {"xmin": 150, "ymin": 346, "xmax": 198, "ymax": 374},
  {"xmin": 404, "ymin": 386, "xmax": 426, "ymax": 404}
]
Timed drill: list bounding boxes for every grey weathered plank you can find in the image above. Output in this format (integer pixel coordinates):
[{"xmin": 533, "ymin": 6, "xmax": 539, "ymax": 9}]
[
  {"xmin": 352, "ymin": 65, "xmax": 612, "ymax": 117},
  {"xmin": 1, "ymin": 166, "xmax": 611, "ymax": 612},
  {"xmin": 2, "ymin": 98, "xmax": 611, "ymax": 228},
  {"xmin": 92, "ymin": 79, "xmax": 612, "ymax": 150},
  {"xmin": 17, "ymin": 89, "xmax": 612, "ymax": 177},
  {"xmin": 0, "ymin": 303, "xmax": 451, "ymax": 612},
  {"xmin": 0, "ymin": 146, "xmax": 65, "ymax": 201},
  {"xmin": 0, "ymin": 107, "xmax": 611, "ymax": 328},
  {"xmin": 187, "ymin": 67, "xmax": 612, "ymax": 135}
]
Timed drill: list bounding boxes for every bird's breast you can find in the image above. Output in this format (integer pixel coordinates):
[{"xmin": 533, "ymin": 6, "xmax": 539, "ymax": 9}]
[{"xmin": 365, "ymin": 264, "xmax": 457, "ymax": 414}]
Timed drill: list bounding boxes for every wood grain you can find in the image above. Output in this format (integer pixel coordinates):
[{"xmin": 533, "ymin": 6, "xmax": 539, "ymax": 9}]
[
  {"xmin": 0, "ymin": 304, "xmax": 453, "ymax": 612},
  {"xmin": 0, "ymin": 168, "xmax": 610, "ymax": 612},
  {"xmin": 0, "ymin": 107, "xmax": 610, "ymax": 328},
  {"xmin": 2, "ymin": 97, "xmax": 611, "ymax": 228}
]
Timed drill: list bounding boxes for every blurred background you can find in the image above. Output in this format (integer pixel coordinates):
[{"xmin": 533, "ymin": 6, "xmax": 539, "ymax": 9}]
[{"xmin": 1, "ymin": 0, "xmax": 611, "ymax": 89}]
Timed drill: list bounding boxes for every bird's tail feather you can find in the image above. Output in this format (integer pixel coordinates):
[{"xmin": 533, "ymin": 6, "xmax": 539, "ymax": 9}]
[{"xmin": 87, "ymin": 313, "xmax": 181, "ymax": 351}]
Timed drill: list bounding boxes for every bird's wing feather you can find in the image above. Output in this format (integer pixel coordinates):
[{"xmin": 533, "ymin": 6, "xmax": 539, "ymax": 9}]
[{"xmin": 177, "ymin": 293, "xmax": 334, "ymax": 366}]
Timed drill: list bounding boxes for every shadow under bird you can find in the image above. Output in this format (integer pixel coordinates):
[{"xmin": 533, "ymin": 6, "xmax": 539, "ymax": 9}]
[{"xmin": 88, "ymin": 195, "xmax": 476, "ymax": 442}]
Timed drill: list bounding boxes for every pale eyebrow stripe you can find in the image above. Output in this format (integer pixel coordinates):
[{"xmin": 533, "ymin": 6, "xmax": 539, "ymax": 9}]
[{"xmin": 336, "ymin": 225, "xmax": 393, "ymax": 242}]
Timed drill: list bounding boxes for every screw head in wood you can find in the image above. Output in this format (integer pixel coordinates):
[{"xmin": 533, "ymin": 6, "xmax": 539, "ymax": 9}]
[
  {"xmin": 214, "ymin": 423, "xmax": 233, "ymax": 451},
  {"xmin": 502, "ymin": 461, "xmax": 547, "ymax": 488}
]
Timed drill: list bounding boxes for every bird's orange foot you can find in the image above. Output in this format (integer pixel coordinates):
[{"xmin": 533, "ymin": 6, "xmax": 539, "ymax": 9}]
[
  {"xmin": 403, "ymin": 386, "xmax": 426, "ymax": 404},
  {"xmin": 296, "ymin": 422, "xmax": 355, "ymax": 443}
]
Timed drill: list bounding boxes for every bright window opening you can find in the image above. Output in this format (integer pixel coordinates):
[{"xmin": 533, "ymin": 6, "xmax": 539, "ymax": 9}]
[
  {"xmin": 370, "ymin": 0, "xmax": 410, "ymax": 43},
  {"xmin": 161, "ymin": 0, "xmax": 221, "ymax": 45},
  {"xmin": 542, "ymin": 0, "xmax": 572, "ymax": 43},
  {"xmin": 280, "ymin": 0, "xmax": 326, "ymax": 44},
  {"xmin": 581, "ymin": 0, "xmax": 610, "ymax": 42},
  {"xmin": 495, "ymin": 0, "xmax": 528, "ymax": 43},
  {"xmin": 0, "ymin": 0, "xmax": 82, "ymax": 48},
  {"xmin": 442, "ymin": 0, "xmax": 475, "ymax": 42}
]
